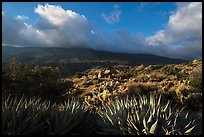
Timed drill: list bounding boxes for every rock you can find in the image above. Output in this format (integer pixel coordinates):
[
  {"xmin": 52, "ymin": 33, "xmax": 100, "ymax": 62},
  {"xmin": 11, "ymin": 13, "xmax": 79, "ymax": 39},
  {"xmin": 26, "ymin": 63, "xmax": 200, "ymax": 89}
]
[
  {"xmin": 115, "ymin": 81, "xmax": 120, "ymax": 86},
  {"xmin": 92, "ymin": 75, "xmax": 97, "ymax": 80},
  {"xmin": 104, "ymin": 69, "xmax": 111, "ymax": 74},
  {"xmin": 98, "ymin": 72, "xmax": 102, "ymax": 78}
]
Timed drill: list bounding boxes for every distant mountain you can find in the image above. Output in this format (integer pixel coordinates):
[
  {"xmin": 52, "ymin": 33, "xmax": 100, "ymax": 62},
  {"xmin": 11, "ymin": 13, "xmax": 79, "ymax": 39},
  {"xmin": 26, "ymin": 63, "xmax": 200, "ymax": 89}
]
[{"xmin": 2, "ymin": 46, "xmax": 187, "ymax": 76}]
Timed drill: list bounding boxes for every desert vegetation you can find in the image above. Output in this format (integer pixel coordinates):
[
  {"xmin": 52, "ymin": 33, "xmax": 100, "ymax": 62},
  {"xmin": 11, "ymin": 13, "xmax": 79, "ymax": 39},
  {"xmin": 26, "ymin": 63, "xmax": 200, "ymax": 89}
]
[{"xmin": 2, "ymin": 58, "xmax": 202, "ymax": 135}]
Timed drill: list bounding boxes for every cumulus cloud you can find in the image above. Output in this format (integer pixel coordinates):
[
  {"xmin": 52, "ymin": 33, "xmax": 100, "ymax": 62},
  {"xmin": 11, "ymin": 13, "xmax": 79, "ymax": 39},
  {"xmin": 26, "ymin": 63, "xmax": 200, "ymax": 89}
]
[
  {"xmin": 16, "ymin": 15, "xmax": 29, "ymax": 20},
  {"xmin": 3, "ymin": 4, "xmax": 93, "ymax": 48},
  {"xmin": 145, "ymin": 2, "xmax": 202, "ymax": 59},
  {"xmin": 2, "ymin": 13, "xmax": 48, "ymax": 47},
  {"xmin": 34, "ymin": 4, "xmax": 87, "ymax": 26},
  {"xmin": 2, "ymin": 3, "xmax": 202, "ymax": 60},
  {"xmin": 34, "ymin": 4, "xmax": 93, "ymax": 47},
  {"xmin": 102, "ymin": 4, "xmax": 121, "ymax": 24}
]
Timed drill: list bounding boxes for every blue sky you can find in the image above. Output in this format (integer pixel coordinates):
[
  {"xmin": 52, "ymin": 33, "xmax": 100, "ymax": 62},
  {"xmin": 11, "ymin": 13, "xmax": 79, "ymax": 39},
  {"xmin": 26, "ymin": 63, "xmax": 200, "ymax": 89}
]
[
  {"xmin": 2, "ymin": 2, "xmax": 176, "ymax": 36},
  {"xmin": 2, "ymin": 2, "xmax": 202, "ymax": 60}
]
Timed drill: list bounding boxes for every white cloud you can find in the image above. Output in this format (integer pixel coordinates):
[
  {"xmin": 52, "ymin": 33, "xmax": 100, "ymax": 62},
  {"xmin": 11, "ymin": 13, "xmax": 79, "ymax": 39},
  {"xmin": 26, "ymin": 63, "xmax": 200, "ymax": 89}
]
[
  {"xmin": 34, "ymin": 4, "xmax": 87, "ymax": 26},
  {"xmin": 145, "ymin": 2, "xmax": 202, "ymax": 59},
  {"xmin": 16, "ymin": 15, "xmax": 29, "ymax": 20},
  {"xmin": 102, "ymin": 4, "xmax": 121, "ymax": 24},
  {"xmin": 168, "ymin": 2, "xmax": 202, "ymax": 36},
  {"xmin": 2, "ymin": 3, "xmax": 202, "ymax": 60},
  {"xmin": 33, "ymin": 4, "xmax": 92, "ymax": 47},
  {"xmin": 3, "ymin": 4, "xmax": 93, "ymax": 48}
]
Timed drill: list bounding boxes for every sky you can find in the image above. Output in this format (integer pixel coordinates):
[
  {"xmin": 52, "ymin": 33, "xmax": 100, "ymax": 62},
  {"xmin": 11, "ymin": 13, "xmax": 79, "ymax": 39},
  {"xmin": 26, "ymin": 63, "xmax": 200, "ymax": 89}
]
[{"xmin": 2, "ymin": 2, "xmax": 202, "ymax": 60}]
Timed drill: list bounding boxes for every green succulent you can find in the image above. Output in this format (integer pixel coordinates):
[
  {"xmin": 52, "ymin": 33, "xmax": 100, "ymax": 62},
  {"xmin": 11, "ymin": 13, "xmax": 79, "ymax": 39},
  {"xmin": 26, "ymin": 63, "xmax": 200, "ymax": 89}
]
[
  {"xmin": 2, "ymin": 95, "xmax": 50, "ymax": 135},
  {"xmin": 46, "ymin": 97, "xmax": 94, "ymax": 135},
  {"xmin": 97, "ymin": 94, "xmax": 201, "ymax": 135},
  {"xmin": 2, "ymin": 95, "xmax": 95, "ymax": 135}
]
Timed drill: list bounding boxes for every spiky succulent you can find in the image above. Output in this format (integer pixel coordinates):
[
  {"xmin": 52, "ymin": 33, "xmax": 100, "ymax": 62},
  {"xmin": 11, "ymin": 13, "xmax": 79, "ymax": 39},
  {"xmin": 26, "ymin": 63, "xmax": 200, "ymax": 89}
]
[
  {"xmin": 46, "ymin": 97, "xmax": 94, "ymax": 135},
  {"xmin": 2, "ymin": 96, "xmax": 95, "ymax": 135},
  {"xmin": 2, "ymin": 95, "xmax": 50, "ymax": 135},
  {"xmin": 97, "ymin": 94, "xmax": 201, "ymax": 135}
]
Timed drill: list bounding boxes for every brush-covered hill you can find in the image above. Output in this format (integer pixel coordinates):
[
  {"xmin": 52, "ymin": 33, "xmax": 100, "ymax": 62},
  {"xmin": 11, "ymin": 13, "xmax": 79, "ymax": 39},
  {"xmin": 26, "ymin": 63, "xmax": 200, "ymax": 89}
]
[{"xmin": 2, "ymin": 46, "xmax": 187, "ymax": 76}]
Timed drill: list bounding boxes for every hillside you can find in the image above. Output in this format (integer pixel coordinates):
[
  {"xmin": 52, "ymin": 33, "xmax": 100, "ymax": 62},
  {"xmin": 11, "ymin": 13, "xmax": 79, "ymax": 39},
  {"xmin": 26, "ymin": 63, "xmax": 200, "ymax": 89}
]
[{"xmin": 2, "ymin": 46, "xmax": 187, "ymax": 76}]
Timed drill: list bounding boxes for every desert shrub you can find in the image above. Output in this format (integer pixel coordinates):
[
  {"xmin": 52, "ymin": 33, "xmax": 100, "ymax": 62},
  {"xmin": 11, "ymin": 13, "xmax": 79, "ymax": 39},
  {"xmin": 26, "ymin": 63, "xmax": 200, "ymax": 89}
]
[
  {"xmin": 116, "ymin": 72, "xmax": 133, "ymax": 79},
  {"xmin": 126, "ymin": 82, "xmax": 159, "ymax": 96},
  {"xmin": 2, "ymin": 58, "xmax": 71, "ymax": 100},
  {"xmin": 96, "ymin": 94, "xmax": 201, "ymax": 135},
  {"xmin": 183, "ymin": 93, "xmax": 202, "ymax": 111},
  {"xmin": 159, "ymin": 66, "xmax": 178, "ymax": 75},
  {"xmin": 189, "ymin": 65, "xmax": 202, "ymax": 92},
  {"xmin": 173, "ymin": 65, "xmax": 202, "ymax": 111},
  {"xmin": 177, "ymin": 72, "xmax": 189, "ymax": 81}
]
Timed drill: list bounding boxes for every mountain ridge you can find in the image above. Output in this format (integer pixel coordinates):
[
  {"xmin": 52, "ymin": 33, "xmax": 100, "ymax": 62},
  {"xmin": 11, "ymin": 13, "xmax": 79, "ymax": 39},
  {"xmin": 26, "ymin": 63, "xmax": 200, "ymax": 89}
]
[{"xmin": 2, "ymin": 45, "xmax": 188, "ymax": 76}]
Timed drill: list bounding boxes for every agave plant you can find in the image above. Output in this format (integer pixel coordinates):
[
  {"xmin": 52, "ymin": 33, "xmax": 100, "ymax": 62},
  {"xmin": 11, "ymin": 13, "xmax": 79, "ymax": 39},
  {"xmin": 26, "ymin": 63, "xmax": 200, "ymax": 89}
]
[
  {"xmin": 97, "ymin": 94, "xmax": 201, "ymax": 135},
  {"xmin": 2, "ymin": 95, "xmax": 50, "ymax": 135},
  {"xmin": 2, "ymin": 95, "xmax": 97, "ymax": 135},
  {"xmin": 45, "ymin": 97, "xmax": 94, "ymax": 135}
]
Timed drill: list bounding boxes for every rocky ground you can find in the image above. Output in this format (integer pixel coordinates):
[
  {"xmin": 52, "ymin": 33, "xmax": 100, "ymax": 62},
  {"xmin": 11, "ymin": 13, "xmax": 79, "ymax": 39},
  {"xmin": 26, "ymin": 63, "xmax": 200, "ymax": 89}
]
[{"xmin": 61, "ymin": 59, "xmax": 202, "ymax": 115}]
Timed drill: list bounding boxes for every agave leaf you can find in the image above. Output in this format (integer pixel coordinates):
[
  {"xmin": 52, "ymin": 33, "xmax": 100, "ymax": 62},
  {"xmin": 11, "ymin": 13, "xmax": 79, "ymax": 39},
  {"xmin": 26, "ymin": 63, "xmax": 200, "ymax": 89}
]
[
  {"xmin": 173, "ymin": 113, "xmax": 178, "ymax": 127},
  {"xmin": 156, "ymin": 106, "xmax": 160, "ymax": 118},
  {"xmin": 184, "ymin": 120, "xmax": 193, "ymax": 129},
  {"xmin": 147, "ymin": 114, "xmax": 153, "ymax": 124},
  {"xmin": 15, "ymin": 98, "xmax": 23, "ymax": 112},
  {"xmin": 167, "ymin": 120, "xmax": 171, "ymax": 126},
  {"xmin": 185, "ymin": 111, "xmax": 189, "ymax": 119},
  {"xmin": 152, "ymin": 105, "xmax": 156, "ymax": 116},
  {"xmin": 163, "ymin": 100, "xmax": 170, "ymax": 112},
  {"xmin": 143, "ymin": 117, "xmax": 148, "ymax": 130},
  {"xmin": 156, "ymin": 94, "xmax": 161, "ymax": 109},
  {"xmin": 128, "ymin": 118, "xmax": 139, "ymax": 132},
  {"xmin": 179, "ymin": 106, "xmax": 186, "ymax": 113},
  {"xmin": 150, "ymin": 94, "xmax": 154, "ymax": 106},
  {"xmin": 104, "ymin": 113, "xmax": 114, "ymax": 126},
  {"xmin": 135, "ymin": 111, "xmax": 140, "ymax": 123},
  {"xmin": 71, "ymin": 102, "xmax": 76, "ymax": 113},
  {"xmin": 150, "ymin": 119, "xmax": 158, "ymax": 134},
  {"xmin": 108, "ymin": 105, "xmax": 114, "ymax": 115},
  {"xmin": 185, "ymin": 125, "xmax": 196, "ymax": 134},
  {"xmin": 167, "ymin": 106, "xmax": 172, "ymax": 118}
]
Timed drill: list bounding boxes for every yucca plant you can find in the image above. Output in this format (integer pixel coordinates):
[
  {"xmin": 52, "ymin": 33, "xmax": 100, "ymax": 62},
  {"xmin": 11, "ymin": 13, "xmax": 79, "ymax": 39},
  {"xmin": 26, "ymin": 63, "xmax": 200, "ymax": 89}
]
[
  {"xmin": 97, "ymin": 94, "xmax": 201, "ymax": 135},
  {"xmin": 2, "ymin": 95, "xmax": 50, "ymax": 135}
]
